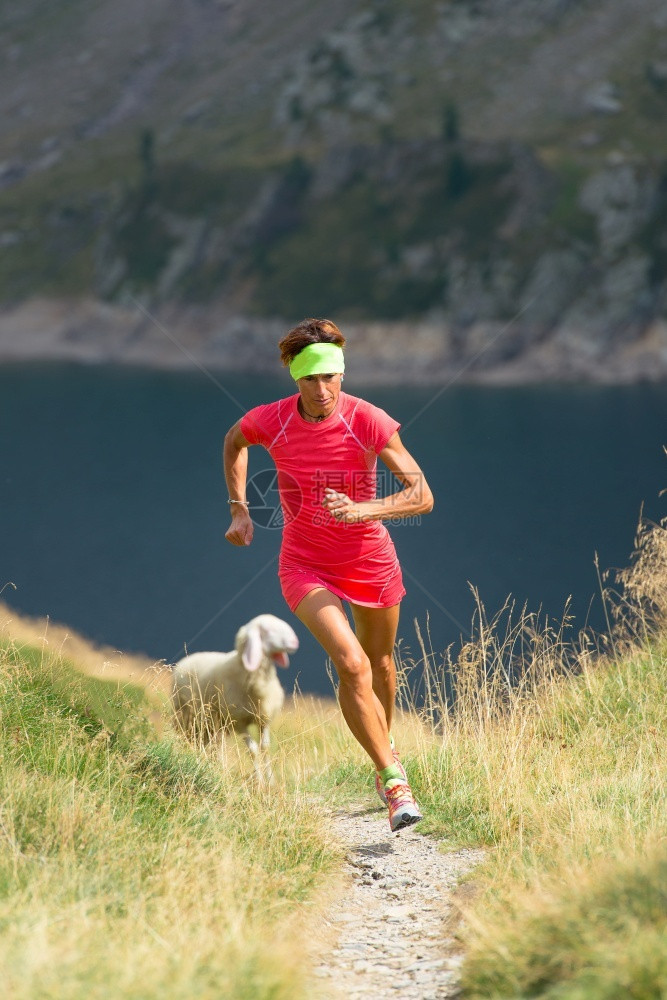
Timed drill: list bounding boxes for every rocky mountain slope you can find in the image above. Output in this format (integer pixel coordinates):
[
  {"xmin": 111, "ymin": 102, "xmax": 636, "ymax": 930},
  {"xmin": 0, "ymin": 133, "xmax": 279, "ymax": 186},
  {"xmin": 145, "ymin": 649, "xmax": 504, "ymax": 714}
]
[{"xmin": 2, "ymin": 0, "xmax": 667, "ymax": 381}]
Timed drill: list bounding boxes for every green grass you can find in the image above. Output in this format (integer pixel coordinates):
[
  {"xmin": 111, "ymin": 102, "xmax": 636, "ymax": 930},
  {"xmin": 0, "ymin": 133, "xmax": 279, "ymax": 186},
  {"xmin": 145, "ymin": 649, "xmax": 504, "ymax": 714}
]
[
  {"xmin": 383, "ymin": 591, "xmax": 666, "ymax": 998},
  {"xmin": 3, "ymin": 515, "xmax": 666, "ymax": 998},
  {"xmin": 463, "ymin": 848, "xmax": 667, "ymax": 1000},
  {"xmin": 305, "ymin": 523, "xmax": 667, "ymax": 1000},
  {"xmin": 307, "ymin": 645, "xmax": 666, "ymax": 999},
  {"xmin": 0, "ymin": 639, "xmax": 340, "ymax": 999}
]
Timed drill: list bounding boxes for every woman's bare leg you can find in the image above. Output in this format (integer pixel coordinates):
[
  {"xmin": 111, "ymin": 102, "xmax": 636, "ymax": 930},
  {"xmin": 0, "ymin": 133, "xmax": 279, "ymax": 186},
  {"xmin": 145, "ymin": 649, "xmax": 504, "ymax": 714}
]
[
  {"xmin": 350, "ymin": 602, "xmax": 400, "ymax": 735},
  {"xmin": 294, "ymin": 588, "xmax": 394, "ymax": 771}
]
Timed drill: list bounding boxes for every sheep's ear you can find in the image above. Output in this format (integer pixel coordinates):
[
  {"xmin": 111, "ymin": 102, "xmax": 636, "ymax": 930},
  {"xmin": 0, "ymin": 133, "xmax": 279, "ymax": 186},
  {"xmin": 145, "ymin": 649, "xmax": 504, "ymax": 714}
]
[{"xmin": 241, "ymin": 623, "xmax": 263, "ymax": 672}]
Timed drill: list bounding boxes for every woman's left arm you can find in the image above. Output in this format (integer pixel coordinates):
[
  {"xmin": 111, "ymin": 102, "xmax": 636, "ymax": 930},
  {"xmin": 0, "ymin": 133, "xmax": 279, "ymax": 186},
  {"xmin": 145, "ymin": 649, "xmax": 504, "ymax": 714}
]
[{"xmin": 322, "ymin": 432, "xmax": 434, "ymax": 523}]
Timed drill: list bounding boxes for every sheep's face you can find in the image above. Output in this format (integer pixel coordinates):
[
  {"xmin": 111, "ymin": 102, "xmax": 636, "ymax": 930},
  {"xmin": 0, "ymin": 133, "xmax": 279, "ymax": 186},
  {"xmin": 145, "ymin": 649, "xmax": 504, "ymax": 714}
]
[{"xmin": 236, "ymin": 615, "xmax": 299, "ymax": 672}]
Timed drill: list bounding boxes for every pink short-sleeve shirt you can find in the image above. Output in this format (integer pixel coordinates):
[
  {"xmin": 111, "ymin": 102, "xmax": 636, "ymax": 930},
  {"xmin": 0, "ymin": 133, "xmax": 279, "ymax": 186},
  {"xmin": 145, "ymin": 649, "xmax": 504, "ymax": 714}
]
[{"xmin": 240, "ymin": 391, "xmax": 406, "ymax": 611}]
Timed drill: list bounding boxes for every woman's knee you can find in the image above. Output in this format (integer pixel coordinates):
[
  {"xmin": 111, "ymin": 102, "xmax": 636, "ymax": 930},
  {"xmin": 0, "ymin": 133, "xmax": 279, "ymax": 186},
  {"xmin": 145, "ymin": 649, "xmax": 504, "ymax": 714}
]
[
  {"xmin": 370, "ymin": 653, "xmax": 395, "ymax": 681},
  {"xmin": 335, "ymin": 649, "xmax": 372, "ymax": 687}
]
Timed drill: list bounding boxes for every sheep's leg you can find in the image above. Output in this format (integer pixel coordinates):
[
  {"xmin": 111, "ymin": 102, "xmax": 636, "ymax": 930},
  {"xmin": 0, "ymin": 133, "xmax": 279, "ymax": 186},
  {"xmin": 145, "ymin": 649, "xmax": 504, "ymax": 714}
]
[
  {"xmin": 259, "ymin": 723, "xmax": 274, "ymax": 786},
  {"xmin": 243, "ymin": 732, "xmax": 264, "ymax": 783}
]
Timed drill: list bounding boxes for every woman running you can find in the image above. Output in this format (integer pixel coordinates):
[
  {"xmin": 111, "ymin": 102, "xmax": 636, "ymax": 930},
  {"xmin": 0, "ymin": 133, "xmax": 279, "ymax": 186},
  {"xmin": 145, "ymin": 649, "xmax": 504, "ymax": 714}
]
[{"xmin": 223, "ymin": 318, "xmax": 434, "ymax": 830}]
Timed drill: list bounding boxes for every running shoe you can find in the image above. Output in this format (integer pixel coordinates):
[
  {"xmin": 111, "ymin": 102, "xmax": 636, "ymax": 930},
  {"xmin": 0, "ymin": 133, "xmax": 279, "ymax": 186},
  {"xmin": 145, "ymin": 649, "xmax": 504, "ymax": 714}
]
[
  {"xmin": 386, "ymin": 782, "xmax": 423, "ymax": 832},
  {"xmin": 375, "ymin": 749, "xmax": 407, "ymax": 805}
]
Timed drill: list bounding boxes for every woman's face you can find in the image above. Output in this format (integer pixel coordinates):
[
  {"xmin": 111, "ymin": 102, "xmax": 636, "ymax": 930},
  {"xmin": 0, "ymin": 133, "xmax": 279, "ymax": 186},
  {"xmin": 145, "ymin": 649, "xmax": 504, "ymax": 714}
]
[{"xmin": 297, "ymin": 372, "xmax": 343, "ymax": 417}]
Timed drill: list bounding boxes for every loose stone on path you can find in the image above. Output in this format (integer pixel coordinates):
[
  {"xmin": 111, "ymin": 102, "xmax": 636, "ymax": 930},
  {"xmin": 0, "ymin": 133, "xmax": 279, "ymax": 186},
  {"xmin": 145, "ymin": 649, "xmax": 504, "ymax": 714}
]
[{"xmin": 315, "ymin": 804, "xmax": 484, "ymax": 999}]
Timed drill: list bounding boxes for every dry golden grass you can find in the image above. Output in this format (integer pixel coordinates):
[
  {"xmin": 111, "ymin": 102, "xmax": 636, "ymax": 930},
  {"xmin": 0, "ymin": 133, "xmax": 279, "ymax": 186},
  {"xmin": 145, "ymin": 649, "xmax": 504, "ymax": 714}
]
[
  {"xmin": 2, "ymin": 509, "xmax": 666, "ymax": 999},
  {"xmin": 385, "ymin": 513, "xmax": 667, "ymax": 1000},
  {"xmin": 0, "ymin": 598, "xmax": 166, "ymax": 685},
  {"xmin": 0, "ymin": 617, "xmax": 348, "ymax": 1000}
]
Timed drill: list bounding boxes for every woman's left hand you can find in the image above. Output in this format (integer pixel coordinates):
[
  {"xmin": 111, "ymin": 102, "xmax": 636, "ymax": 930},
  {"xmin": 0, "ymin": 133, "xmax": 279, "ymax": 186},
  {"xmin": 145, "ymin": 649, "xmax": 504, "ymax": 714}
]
[{"xmin": 322, "ymin": 488, "xmax": 365, "ymax": 523}]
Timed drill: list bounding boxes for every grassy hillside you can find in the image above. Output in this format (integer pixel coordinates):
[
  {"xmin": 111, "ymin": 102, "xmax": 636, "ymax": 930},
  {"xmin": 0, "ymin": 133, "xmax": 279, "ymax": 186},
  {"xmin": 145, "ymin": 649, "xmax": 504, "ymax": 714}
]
[
  {"xmin": 1, "ymin": 512, "xmax": 666, "ymax": 997},
  {"xmin": 430, "ymin": 637, "xmax": 667, "ymax": 999},
  {"xmin": 312, "ymin": 516, "xmax": 667, "ymax": 997},
  {"xmin": 0, "ymin": 637, "xmax": 345, "ymax": 999}
]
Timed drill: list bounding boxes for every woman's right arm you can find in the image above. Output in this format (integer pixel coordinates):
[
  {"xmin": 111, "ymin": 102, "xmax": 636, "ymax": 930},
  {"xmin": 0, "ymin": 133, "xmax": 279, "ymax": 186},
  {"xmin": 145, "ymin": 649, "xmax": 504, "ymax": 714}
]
[{"xmin": 223, "ymin": 421, "xmax": 254, "ymax": 547}]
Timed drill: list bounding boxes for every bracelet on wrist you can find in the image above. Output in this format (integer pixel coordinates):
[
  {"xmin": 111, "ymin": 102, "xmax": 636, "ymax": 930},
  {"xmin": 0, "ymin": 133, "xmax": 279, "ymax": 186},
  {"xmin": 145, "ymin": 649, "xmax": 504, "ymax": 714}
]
[{"xmin": 228, "ymin": 499, "xmax": 249, "ymax": 506}]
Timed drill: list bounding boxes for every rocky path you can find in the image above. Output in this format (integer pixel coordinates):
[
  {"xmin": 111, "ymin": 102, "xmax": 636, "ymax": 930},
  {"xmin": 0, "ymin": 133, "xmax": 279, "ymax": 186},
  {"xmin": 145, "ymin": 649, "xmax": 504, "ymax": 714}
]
[{"xmin": 314, "ymin": 803, "xmax": 484, "ymax": 1000}]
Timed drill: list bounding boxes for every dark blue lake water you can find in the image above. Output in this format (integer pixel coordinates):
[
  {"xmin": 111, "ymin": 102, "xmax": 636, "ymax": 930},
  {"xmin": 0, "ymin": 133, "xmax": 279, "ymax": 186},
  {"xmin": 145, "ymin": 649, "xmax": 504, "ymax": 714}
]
[{"xmin": 2, "ymin": 363, "xmax": 666, "ymax": 695}]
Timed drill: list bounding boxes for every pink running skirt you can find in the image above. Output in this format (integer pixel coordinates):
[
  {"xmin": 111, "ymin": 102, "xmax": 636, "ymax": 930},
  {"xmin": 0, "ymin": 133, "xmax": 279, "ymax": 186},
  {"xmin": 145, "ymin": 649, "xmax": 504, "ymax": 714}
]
[{"xmin": 279, "ymin": 551, "xmax": 405, "ymax": 612}]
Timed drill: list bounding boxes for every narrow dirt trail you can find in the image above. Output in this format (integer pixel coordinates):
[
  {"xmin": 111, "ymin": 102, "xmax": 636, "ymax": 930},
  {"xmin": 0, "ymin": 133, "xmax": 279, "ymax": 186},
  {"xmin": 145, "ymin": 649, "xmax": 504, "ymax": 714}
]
[
  {"xmin": 1, "ymin": 603, "xmax": 484, "ymax": 997},
  {"xmin": 314, "ymin": 803, "xmax": 484, "ymax": 1000}
]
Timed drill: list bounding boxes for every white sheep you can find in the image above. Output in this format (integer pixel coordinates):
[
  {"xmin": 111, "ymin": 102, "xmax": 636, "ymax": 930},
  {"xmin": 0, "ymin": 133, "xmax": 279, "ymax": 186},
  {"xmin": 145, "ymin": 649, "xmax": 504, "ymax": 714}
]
[{"xmin": 171, "ymin": 614, "xmax": 299, "ymax": 780}]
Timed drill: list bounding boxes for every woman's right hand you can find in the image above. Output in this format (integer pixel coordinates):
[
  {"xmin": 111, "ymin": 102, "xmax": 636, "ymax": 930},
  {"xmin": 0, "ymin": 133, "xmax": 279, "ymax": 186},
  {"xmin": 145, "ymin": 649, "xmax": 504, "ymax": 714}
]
[{"xmin": 225, "ymin": 508, "xmax": 254, "ymax": 547}]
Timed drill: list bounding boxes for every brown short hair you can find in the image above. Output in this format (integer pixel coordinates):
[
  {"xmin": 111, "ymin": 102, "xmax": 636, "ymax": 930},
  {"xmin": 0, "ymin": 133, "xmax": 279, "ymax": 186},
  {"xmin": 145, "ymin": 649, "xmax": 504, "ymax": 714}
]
[{"xmin": 278, "ymin": 318, "xmax": 346, "ymax": 367}]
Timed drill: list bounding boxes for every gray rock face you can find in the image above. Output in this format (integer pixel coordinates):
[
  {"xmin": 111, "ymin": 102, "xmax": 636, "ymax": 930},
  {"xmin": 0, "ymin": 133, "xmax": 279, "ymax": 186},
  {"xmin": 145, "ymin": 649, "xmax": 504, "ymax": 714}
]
[
  {"xmin": 520, "ymin": 250, "xmax": 586, "ymax": 329},
  {"xmin": 275, "ymin": 9, "xmax": 400, "ymax": 140},
  {"xmin": 579, "ymin": 165, "xmax": 655, "ymax": 257},
  {"xmin": 583, "ymin": 81, "xmax": 623, "ymax": 114},
  {"xmin": 3, "ymin": 0, "xmax": 667, "ymax": 382}
]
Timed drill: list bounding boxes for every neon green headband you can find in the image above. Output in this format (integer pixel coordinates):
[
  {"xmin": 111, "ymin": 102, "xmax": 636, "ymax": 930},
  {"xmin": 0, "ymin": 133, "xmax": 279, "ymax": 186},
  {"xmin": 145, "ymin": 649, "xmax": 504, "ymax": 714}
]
[{"xmin": 289, "ymin": 343, "xmax": 345, "ymax": 381}]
